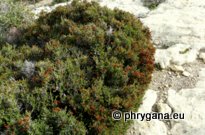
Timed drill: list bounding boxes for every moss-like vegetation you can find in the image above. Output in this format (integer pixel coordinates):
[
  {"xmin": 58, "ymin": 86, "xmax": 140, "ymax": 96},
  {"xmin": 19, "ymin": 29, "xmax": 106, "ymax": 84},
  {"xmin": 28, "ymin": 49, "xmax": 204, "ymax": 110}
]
[
  {"xmin": 147, "ymin": 3, "xmax": 159, "ymax": 10},
  {"xmin": 0, "ymin": 0, "xmax": 155, "ymax": 134},
  {"xmin": 142, "ymin": 0, "xmax": 165, "ymax": 10}
]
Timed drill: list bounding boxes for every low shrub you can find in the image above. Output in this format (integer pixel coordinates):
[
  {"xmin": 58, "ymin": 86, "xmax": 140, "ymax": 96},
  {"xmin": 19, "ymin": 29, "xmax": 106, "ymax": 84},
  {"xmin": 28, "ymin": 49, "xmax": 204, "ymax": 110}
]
[
  {"xmin": 0, "ymin": 0, "xmax": 33, "ymax": 44},
  {"xmin": 0, "ymin": 0, "xmax": 155, "ymax": 134}
]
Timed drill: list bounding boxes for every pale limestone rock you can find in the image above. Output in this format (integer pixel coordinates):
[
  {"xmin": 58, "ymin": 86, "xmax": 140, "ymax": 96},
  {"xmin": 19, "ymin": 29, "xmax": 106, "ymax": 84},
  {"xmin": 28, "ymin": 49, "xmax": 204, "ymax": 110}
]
[
  {"xmin": 170, "ymin": 65, "xmax": 184, "ymax": 72},
  {"xmin": 138, "ymin": 89, "xmax": 157, "ymax": 112},
  {"xmin": 127, "ymin": 119, "xmax": 167, "ymax": 135},
  {"xmin": 155, "ymin": 44, "xmax": 199, "ymax": 68},
  {"xmin": 182, "ymin": 71, "xmax": 190, "ymax": 77},
  {"xmin": 141, "ymin": 0, "xmax": 205, "ymax": 68},
  {"xmin": 170, "ymin": 122, "xmax": 205, "ymax": 135},
  {"xmin": 167, "ymin": 68, "xmax": 205, "ymax": 135},
  {"xmin": 126, "ymin": 90, "xmax": 167, "ymax": 135},
  {"xmin": 142, "ymin": 0, "xmax": 205, "ymax": 48},
  {"xmin": 157, "ymin": 102, "xmax": 172, "ymax": 114},
  {"xmin": 95, "ymin": 0, "xmax": 150, "ymax": 18},
  {"xmin": 155, "ymin": 49, "xmax": 171, "ymax": 69}
]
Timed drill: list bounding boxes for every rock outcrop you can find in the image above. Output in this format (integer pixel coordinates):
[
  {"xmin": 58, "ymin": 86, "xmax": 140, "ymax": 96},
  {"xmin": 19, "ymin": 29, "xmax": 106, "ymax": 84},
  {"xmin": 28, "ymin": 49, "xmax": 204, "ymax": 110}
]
[
  {"xmin": 127, "ymin": 90, "xmax": 168, "ymax": 135},
  {"xmin": 167, "ymin": 68, "xmax": 205, "ymax": 135},
  {"xmin": 141, "ymin": 0, "xmax": 205, "ymax": 68}
]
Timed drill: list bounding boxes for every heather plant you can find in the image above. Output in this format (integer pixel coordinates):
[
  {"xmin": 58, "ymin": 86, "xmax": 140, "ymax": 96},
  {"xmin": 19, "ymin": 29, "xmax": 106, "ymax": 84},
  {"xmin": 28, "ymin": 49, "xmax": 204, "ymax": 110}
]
[
  {"xmin": 0, "ymin": 44, "xmax": 86, "ymax": 135},
  {"xmin": 0, "ymin": 0, "xmax": 155, "ymax": 134},
  {"xmin": 0, "ymin": 0, "xmax": 33, "ymax": 44}
]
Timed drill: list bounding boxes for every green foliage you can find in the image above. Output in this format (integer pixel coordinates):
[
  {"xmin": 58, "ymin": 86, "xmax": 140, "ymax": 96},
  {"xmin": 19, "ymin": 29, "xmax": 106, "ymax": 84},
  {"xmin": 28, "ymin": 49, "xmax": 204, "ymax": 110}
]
[
  {"xmin": 0, "ymin": 0, "xmax": 33, "ymax": 44},
  {"xmin": 142, "ymin": 0, "xmax": 165, "ymax": 10},
  {"xmin": 0, "ymin": 1, "xmax": 155, "ymax": 134},
  {"xmin": 148, "ymin": 3, "xmax": 159, "ymax": 10},
  {"xmin": 30, "ymin": 109, "xmax": 86, "ymax": 135},
  {"xmin": 179, "ymin": 48, "xmax": 191, "ymax": 54},
  {"xmin": 52, "ymin": 0, "xmax": 70, "ymax": 4},
  {"xmin": 16, "ymin": 0, "xmax": 43, "ymax": 3}
]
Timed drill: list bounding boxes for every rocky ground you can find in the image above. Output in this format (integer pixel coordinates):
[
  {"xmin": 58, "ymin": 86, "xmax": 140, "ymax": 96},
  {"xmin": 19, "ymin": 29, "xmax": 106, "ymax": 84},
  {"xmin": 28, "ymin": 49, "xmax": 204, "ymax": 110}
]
[
  {"xmin": 127, "ymin": 63, "xmax": 205, "ymax": 135},
  {"xmin": 31, "ymin": 0, "xmax": 205, "ymax": 135},
  {"xmin": 150, "ymin": 60, "xmax": 205, "ymax": 91},
  {"xmin": 126, "ymin": 59, "xmax": 205, "ymax": 135}
]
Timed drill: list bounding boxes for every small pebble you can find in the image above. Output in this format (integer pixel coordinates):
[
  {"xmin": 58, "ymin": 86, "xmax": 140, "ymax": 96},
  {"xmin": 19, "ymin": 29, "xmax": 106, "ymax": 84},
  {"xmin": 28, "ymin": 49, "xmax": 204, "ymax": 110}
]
[
  {"xmin": 170, "ymin": 65, "xmax": 184, "ymax": 72},
  {"xmin": 182, "ymin": 71, "xmax": 191, "ymax": 77}
]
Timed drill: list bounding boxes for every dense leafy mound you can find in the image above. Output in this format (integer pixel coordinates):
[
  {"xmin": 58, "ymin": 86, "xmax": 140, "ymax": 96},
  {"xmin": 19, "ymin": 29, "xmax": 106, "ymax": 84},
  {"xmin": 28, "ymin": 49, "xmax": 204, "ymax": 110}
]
[{"xmin": 0, "ymin": 0, "xmax": 155, "ymax": 134}]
